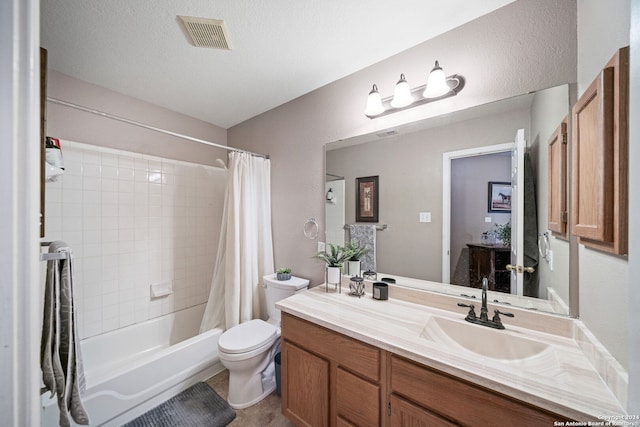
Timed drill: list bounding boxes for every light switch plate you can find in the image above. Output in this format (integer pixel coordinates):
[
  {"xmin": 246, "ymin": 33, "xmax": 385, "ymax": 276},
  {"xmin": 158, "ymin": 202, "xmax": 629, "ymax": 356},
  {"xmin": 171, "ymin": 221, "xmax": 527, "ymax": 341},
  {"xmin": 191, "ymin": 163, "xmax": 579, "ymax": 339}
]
[
  {"xmin": 419, "ymin": 212, "xmax": 431, "ymax": 223},
  {"xmin": 485, "ymin": 217, "xmax": 492, "ymax": 223},
  {"xmin": 317, "ymin": 241, "xmax": 326, "ymax": 253}
]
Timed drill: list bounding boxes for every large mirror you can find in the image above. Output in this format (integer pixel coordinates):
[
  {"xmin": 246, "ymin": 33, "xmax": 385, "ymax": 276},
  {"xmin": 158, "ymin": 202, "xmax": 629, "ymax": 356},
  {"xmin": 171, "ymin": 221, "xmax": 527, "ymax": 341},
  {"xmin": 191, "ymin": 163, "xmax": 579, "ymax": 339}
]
[{"xmin": 325, "ymin": 84, "xmax": 573, "ymax": 316}]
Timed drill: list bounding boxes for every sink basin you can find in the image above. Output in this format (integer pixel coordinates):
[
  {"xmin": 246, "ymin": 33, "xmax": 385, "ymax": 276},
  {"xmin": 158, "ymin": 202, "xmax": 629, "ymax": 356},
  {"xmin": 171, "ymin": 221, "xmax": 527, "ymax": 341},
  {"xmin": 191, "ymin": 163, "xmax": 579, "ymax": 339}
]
[{"xmin": 420, "ymin": 316, "xmax": 550, "ymax": 361}]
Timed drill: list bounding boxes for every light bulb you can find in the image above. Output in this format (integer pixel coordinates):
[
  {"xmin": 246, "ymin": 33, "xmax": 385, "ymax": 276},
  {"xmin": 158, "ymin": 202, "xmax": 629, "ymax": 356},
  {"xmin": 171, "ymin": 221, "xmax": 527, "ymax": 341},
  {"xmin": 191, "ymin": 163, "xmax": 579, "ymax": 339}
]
[
  {"xmin": 390, "ymin": 74, "xmax": 413, "ymax": 108},
  {"xmin": 423, "ymin": 61, "xmax": 450, "ymax": 98},
  {"xmin": 364, "ymin": 84, "xmax": 385, "ymax": 116}
]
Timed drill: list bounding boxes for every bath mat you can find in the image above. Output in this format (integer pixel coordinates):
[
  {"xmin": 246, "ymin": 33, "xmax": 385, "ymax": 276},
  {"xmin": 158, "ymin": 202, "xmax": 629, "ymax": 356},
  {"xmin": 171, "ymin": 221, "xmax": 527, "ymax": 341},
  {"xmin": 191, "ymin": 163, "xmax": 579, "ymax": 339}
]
[{"xmin": 123, "ymin": 382, "xmax": 236, "ymax": 427}]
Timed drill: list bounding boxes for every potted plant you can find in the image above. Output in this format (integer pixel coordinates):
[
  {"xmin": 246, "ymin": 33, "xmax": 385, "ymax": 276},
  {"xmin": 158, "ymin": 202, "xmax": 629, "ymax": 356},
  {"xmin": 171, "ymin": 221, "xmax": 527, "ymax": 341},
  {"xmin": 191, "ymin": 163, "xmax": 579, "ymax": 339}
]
[
  {"xmin": 314, "ymin": 244, "xmax": 353, "ymax": 284},
  {"xmin": 276, "ymin": 267, "xmax": 291, "ymax": 281},
  {"xmin": 345, "ymin": 241, "xmax": 369, "ymax": 276},
  {"xmin": 494, "ymin": 221, "xmax": 512, "ymax": 247}
]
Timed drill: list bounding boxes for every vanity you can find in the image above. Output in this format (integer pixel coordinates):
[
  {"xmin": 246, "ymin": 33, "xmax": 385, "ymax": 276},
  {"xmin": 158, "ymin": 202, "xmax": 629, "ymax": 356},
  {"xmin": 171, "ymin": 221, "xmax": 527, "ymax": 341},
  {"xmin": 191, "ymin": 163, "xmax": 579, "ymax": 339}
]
[{"xmin": 277, "ymin": 281, "xmax": 626, "ymax": 427}]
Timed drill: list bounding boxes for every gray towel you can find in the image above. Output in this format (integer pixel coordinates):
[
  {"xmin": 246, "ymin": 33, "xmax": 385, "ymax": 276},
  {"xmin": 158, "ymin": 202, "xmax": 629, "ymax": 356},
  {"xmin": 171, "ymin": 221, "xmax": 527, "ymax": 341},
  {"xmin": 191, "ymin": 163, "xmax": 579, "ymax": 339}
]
[
  {"xmin": 41, "ymin": 241, "xmax": 90, "ymax": 426},
  {"xmin": 348, "ymin": 225, "xmax": 376, "ymax": 272}
]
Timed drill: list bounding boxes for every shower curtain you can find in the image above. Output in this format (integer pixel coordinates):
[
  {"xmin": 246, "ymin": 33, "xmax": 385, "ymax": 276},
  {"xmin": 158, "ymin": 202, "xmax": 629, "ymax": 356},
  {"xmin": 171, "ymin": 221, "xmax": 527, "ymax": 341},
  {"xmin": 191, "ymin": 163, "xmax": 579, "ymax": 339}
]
[{"xmin": 200, "ymin": 152, "xmax": 274, "ymax": 332}]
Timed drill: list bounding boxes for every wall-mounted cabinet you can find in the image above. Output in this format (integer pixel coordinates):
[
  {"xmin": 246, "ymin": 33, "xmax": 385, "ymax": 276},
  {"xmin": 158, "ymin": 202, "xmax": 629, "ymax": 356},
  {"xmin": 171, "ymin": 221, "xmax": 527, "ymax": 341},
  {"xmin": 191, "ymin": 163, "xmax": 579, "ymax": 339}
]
[
  {"xmin": 548, "ymin": 117, "xmax": 568, "ymax": 238},
  {"xmin": 571, "ymin": 46, "xmax": 628, "ymax": 255}
]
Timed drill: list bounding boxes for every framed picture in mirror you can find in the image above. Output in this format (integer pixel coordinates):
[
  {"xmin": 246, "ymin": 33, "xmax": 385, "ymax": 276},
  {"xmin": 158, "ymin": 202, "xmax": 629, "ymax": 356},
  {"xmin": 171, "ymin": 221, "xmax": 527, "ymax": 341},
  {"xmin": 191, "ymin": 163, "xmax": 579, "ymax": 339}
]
[
  {"xmin": 356, "ymin": 175, "xmax": 379, "ymax": 222},
  {"xmin": 488, "ymin": 181, "xmax": 511, "ymax": 213}
]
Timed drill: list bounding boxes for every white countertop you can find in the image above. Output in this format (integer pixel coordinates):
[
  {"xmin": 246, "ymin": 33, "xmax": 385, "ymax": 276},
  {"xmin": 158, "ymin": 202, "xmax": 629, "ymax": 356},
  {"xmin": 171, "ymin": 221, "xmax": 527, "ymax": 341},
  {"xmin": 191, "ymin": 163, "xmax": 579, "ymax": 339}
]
[{"xmin": 276, "ymin": 285, "xmax": 626, "ymax": 420}]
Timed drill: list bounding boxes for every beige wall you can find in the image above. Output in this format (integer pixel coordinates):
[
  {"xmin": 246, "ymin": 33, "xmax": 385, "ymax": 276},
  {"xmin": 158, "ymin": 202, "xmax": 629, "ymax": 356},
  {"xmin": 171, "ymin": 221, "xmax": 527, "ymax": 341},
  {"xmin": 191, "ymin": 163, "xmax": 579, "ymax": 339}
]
[
  {"xmin": 46, "ymin": 70, "xmax": 228, "ymax": 165},
  {"xmin": 576, "ymin": 0, "xmax": 630, "ymax": 369},
  {"xmin": 530, "ymin": 85, "xmax": 572, "ymax": 307},
  {"xmin": 229, "ymin": 0, "xmax": 577, "ymax": 286}
]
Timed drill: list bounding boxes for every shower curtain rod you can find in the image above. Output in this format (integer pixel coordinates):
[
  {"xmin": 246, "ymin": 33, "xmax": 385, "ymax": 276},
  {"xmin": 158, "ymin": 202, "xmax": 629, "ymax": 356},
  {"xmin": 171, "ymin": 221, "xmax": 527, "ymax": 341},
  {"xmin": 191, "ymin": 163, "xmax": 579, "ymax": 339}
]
[{"xmin": 47, "ymin": 97, "xmax": 269, "ymax": 159}]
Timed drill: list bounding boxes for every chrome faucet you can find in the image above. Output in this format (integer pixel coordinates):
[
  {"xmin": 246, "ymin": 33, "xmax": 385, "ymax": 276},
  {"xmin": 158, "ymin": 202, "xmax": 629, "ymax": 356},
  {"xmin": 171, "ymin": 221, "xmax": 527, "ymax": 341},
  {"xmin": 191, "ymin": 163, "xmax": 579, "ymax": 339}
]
[{"xmin": 457, "ymin": 277, "xmax": 514, "ymax": 329}]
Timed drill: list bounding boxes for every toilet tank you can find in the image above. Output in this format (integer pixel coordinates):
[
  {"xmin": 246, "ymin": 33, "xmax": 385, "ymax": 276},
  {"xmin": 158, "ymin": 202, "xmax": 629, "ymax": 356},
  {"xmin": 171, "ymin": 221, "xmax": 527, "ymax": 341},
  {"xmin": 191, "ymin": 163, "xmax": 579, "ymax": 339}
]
[{"xmin": 264, "ymin": 274, "xmax": 309, "ymax": 324}]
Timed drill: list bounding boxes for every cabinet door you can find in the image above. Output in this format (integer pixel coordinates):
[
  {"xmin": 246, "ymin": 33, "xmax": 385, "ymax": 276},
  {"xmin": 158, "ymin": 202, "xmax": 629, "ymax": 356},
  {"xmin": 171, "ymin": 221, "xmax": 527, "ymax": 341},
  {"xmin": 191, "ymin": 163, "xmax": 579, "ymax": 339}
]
[
  {"xmin": 571, "ymin": 67, "xmax": 615, "ymax": 242},
  {"xmin": 390, "ymin": 394, "xmax": 458, "ymax": 427},
  {"xmin": 571, "ymin": 46, "xmax": 628, "ymax": 255},
  {"xmin": 282, "ymin": 342, "xmax": 330, "ymax": 427},
  {"xmin": 336, "ymin": 367, "xmax": 380, "ymax": 427},
  {"xmin": 548, "ymin": 118, "xmax": 568, "ymax": 237}
]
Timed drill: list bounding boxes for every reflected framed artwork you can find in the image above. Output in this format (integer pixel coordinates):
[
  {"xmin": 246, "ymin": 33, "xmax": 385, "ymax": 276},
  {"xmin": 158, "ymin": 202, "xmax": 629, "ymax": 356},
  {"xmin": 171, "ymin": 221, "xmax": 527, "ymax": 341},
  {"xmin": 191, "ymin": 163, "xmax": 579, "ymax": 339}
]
[
  {"xmin": 356, "ymin": 176, "xmax": 379, "ymax": 222},
  {"xmin": 488, "ymin": 181, "xmax": 512, "ymax": 213}
]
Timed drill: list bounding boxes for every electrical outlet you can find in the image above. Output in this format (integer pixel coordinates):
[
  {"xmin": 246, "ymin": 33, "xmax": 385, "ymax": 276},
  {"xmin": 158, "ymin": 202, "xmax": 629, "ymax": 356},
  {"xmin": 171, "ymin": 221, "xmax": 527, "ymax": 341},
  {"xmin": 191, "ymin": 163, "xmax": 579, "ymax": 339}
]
[
  {"xmin": 317, "ymin": 241, "xmax": 325, "ymax": 252},
  {"xmin": 419, "ymin": 212, "xmax": 431, "ymax": 223}
]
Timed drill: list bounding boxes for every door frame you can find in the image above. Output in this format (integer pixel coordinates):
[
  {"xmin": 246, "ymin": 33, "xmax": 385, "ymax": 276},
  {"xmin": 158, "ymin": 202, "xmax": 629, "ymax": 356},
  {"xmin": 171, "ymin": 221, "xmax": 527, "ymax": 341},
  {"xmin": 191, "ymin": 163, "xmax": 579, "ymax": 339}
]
[{"xmin": 442, "ymin": 143, "xmax": 514, "ymax": 283}]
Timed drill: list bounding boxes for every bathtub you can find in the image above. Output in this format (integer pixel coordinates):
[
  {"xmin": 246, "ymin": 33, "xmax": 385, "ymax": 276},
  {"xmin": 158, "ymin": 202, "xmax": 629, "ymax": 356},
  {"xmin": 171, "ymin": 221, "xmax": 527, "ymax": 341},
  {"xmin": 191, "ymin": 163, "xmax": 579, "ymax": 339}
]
[{"xmin": 41, "ymin": 304, "xmax": 224, "ymax": 426}]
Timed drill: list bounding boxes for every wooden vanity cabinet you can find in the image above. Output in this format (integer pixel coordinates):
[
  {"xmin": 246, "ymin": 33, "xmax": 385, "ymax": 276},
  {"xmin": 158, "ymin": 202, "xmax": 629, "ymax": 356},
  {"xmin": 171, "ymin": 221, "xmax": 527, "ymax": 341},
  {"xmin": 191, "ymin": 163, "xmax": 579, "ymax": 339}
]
[
  {"xmin": 548, "ymin": 117, "xmax": 568, "ymax": 238},
  {"xmin": 281, "ymin": 312, "xmax": 568, "ymax": 427},
  {"xmin": 571, "ymin": 46, "xmax": 628, "ymax": 255},
  {"xmin": 281, "ymin": 313, "xmax": 382, "ymax": 427}
]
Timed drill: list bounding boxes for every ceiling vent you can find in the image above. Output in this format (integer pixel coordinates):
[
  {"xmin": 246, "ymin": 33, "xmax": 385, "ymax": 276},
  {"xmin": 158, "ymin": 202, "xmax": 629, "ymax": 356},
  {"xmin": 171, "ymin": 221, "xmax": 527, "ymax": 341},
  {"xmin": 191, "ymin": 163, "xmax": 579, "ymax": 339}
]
[{"xmin": 178, "ymin": 16, "xmax": 231, "ymax": 50}]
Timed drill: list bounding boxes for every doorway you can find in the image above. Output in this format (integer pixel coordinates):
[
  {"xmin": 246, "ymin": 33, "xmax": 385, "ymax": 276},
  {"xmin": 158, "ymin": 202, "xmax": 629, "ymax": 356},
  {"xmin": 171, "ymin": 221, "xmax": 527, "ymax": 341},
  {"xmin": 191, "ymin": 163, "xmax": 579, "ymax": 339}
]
[{"xmin": 441, "ymin": 143, "xmax": 513, "ymax": 284}]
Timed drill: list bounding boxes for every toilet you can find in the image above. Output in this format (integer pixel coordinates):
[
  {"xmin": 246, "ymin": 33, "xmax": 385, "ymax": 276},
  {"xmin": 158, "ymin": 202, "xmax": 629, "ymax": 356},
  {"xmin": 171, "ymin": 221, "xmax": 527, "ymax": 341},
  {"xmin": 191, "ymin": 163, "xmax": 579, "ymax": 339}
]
[{"xmin": 218, "ymin": 273, "xmax": 309, "ymax": 409}]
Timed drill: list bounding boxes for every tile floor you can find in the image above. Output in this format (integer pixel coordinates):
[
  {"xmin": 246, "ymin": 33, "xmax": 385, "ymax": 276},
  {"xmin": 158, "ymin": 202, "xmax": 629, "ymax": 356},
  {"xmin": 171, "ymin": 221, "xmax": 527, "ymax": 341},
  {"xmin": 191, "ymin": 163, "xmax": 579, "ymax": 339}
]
[{"xmin": 206, "ymin": 370, "xmax": 295, "ymax": 427}]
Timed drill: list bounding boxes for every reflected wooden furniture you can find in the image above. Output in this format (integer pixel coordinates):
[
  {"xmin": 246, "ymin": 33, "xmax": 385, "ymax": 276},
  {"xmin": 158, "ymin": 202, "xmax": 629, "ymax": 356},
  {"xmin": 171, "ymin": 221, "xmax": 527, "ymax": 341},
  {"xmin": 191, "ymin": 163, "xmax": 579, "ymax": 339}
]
[
  {"xmin": 467, "ymin": 243, "xmax": 511, "ymax": 293},
  {"xmin": 548, "ymin": 117, "xmax": 568, "ymax": 239},
  {"xmin": 281, "ymin": 312, "xmax": 567, "ymax": 426},
  {"xmin": 571, "ymin": 46, "xmax": 628, "ymax": 255}
]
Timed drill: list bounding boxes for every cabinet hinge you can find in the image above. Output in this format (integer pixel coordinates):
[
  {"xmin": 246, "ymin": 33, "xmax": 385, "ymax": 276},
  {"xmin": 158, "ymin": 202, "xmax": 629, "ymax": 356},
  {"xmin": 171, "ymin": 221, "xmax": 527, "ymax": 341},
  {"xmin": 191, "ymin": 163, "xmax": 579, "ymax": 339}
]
[
  {"xmin": 388, "ymin": 401, "xmax": 391, "ymax": 416},
  {"xmin": 562, "ymin": 132, "xmax": 568, "ymax": 144},
  {"xmin": 561, "ymin": 211, "xmax": 568, "ymax": 223}
]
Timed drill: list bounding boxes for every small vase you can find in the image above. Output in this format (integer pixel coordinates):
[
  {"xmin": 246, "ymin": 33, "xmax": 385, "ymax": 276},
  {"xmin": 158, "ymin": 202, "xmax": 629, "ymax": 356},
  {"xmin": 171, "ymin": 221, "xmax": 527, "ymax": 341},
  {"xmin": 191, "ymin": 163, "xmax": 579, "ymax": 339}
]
[
  {"xmin": 326, "ymin": 266, "xmax": 341, "ymax": 284},
  {"xmin": 347, "ymin": 260, "xmax": 361, "ymax": 277},
  {"xmin": 277, "ymin": 272, "xmax": 291, "ymax": 281}
]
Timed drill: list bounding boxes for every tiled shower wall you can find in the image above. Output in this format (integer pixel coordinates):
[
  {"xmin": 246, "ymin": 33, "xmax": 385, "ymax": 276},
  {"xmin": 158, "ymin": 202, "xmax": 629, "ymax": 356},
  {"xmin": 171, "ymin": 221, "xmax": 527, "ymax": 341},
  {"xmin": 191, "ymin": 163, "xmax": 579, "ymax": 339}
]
[{"xmin": 43, "ymin": 140, "xmax": 225, "ymax": 339}]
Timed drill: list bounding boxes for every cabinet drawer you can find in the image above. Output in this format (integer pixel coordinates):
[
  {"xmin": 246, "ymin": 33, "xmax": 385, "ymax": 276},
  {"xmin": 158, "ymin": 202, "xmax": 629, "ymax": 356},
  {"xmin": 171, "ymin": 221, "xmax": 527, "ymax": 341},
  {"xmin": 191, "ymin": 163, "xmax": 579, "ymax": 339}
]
[
  {"xmin": 390, "ymin": 394, "xmax": 458, "ymax": 427},
  {"xmin": 390, "ymin": 356, "xmax": 562, "ymax": 427},
  {"xmin": 282, "ymin": 313, "xmax": 380, "ymax": 381},
  {"xmin": 336, "ymin": 367, "xmax": 380, "ymax": 427}
]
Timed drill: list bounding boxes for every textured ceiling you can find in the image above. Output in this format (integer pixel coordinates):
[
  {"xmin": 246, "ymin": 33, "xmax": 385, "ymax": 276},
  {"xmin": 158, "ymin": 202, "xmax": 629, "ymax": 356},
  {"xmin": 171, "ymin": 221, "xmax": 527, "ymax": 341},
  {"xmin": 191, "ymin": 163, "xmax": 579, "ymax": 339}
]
[{"xmin": 41, "ymin": 1, "xmax": 514, "ymax": 129}]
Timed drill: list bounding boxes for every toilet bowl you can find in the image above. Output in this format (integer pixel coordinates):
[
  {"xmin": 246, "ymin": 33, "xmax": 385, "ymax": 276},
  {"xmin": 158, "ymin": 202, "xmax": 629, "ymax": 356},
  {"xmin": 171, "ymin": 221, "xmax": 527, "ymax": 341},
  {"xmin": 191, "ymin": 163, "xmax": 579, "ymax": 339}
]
[{"xmin": 218, "ymin": 274, "xmax": 309, "ymax": 409}]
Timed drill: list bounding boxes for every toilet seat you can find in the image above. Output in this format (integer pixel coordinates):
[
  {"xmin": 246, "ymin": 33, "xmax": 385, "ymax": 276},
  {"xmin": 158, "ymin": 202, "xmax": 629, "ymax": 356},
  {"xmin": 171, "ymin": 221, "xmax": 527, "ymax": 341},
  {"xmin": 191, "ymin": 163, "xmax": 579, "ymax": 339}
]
[{"xmin": 218, "ymin": 319, "xmax": 278, "ymax": 354}]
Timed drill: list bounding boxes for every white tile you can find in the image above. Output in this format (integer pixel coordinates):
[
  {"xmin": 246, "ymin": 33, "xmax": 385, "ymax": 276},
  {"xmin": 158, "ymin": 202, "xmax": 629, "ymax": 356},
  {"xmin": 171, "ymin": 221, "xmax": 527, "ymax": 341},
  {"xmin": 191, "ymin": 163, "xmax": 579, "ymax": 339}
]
[
  {"xmin": 102, "ymin": 293, "xmax": 119, "ymax": 308},
  {"xmin": 83, "ymin": 163, "xmax": 101, "ymax": 178},
  {"xmin": 82, "ymin": 190, "xmax": 100, "ymax": 205},
  {"xmin": 118, "ymin": 155, "xmax": 134, "ymax": 169},
  {"xmin": 118, "ymin": 179, "xmax": 134, "ymax": 193},
  {"xmin": 63, "ymin": 189, "xmax": 83, "ymax": 205},
  {"xmin": 101, "ymin": 165, "xmax": 118, "ymax": 180},
  {"xmin": 102, "ymin": 178, "xmax": 118, "ymax": 192},
  {"xmin": 83, "ymin": 150, "xmax": 101, "ymax": 165},
  {"xmin": 101, "ymin": 152, "xmax": 118, "ymax": 166},
  {"xmin": 45, "ymin": 186, "xmax": 62, "ymax": 203},
  {"xmin": 102, "ymin": 280, "xmax": 118, "ymax": 295}
]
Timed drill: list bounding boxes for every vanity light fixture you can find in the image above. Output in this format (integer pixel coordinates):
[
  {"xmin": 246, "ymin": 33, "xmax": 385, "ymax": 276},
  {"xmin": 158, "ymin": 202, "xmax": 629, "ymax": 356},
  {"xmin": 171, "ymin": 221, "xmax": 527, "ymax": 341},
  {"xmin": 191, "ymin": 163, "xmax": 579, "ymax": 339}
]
[
  {"xmin": 326, "ymin": 188, "xmax": 336, "ymax": 203},
  {"xmin": 365, "ymin": 60, "xmax": 465, "ymax": 119}
]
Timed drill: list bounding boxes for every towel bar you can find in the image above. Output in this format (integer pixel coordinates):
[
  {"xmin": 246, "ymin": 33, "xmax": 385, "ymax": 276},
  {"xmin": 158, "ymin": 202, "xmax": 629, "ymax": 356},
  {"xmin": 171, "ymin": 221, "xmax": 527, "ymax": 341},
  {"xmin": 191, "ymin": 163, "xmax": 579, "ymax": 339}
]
[{"xmin": 344, "ymin": 224, "xmax": 387, "ymax": 230}]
